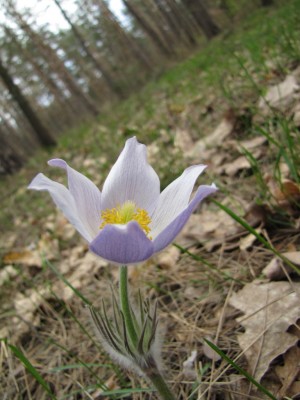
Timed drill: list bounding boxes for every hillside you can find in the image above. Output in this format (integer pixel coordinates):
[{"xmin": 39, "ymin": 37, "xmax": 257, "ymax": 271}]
[{"xmin": 1, "ymin": 1, "xmax": 300, "ymax": 399}]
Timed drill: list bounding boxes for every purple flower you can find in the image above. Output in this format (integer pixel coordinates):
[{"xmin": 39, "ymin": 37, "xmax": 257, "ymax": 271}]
[{"xmin": 28, "ymin": 137, "xmax": 217, "ymax": 264}]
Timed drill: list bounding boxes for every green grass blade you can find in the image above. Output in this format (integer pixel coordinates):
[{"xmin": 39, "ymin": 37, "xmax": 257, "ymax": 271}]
[
  {"xmin": 173, "ymin": 243, "xmax": 244, "ymax": 284},
  {"xmin": 203, "ymin": 339, "xmax": 276, "ymax": 400},
  {"xmin": 8, "ymin": 342, "xmax": 57, "ymax": 400},
  {"xmin": 49, "ymin": 362, "xmax": 112, "ymax": 372}
]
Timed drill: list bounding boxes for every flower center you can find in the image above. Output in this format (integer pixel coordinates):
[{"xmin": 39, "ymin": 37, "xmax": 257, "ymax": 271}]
[{"xmin": 100, "ymin": 201, "xmax": 152, "ymax": 236}]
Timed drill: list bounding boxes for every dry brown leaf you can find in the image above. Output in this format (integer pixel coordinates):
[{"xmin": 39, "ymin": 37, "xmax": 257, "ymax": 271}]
[
  {"xmin": 258, "ymin": 75, "xmax": 300, "ymax": 112},
  {"xmin": 174, "ymin": 128, "xmax": 194, "ymax": 152},
  {"xmin": 3, "ymin": 250, "xmax": 40, "ymax": 266},
  {"xmin": 156, "ymin": 246, "xmax": 180, "ymax": 270},
  {"xmin": 229, "ymin": 281, "xmax": 300, "ymax": 381},
  {"xmin": 222, "ymin": 155, "xmax": 251, "ymax": 176},
  {"xmin": 239, "ymin": 227, "xmax": 262, "ymax": 251},
  {"xmin": 272, "ymin": 180, "xmax": 300, "ymax": 203},
  {"xmin": 263, "ymin": 251, "xmax": 300, "ymax": 280},
  {"xmin": 244, "ymin": 203, "xmax": 267, "ymax": 228},
  {"xmin": 3, "ymin": 233, "xmax": 59, "ymax": 267},
  {"xmin": 186, "ymin": 117, "xmax": 234, "ymax": 161},
  {"xmin": 275, "ymin": 344, "xmax": 300, "ymax": 399},
  {"xmin": 238, "ymin": 136, "xmax": 267, "ymax": 151},
  {"xmin": 178, "ymin": 210, "xmax": 237, "ymax": 248}
]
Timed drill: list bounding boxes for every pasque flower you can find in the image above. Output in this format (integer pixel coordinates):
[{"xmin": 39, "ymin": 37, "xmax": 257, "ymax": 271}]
[{"xmin": 28, "ymin": 137, "xmax": 217, "ymax": 264}]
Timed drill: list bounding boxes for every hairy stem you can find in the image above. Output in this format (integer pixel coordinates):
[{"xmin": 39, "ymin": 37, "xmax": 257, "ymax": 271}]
[
  {"xmin": 143, "ymin": 358, "xmax": 176, "ymax": 400},
  {"xmin": 119, "ymin": 266, "xmax": 176, "ymax": 400}
]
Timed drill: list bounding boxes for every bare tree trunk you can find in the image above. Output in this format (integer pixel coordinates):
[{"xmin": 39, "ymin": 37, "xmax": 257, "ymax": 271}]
[
  {"xmin": 96, "ymin": 0, "xmax": 154, "ymax": 71},
  {"xmin": 7, "ymin": 5, "xmax": 99, "ymax": 116},
  {"xmin": 152, "ymin": 0, "xmax": 193, "ymax": 48},
  {"xmin": 165, "ymin": 0, "xmax": 200, "ymax": 45},
  {"xmin": 123, "ymin": 0, "xmax": 174, "ymax": 57},
  {"xmin": 261, "ymin": 0, "xmax": 273, "ymax": 6},
  {"xmin": 0, "ymin": 127, "xmax": 26, "ymax": 174},
  {"xmin": 3, "ymin": 26, "xmax": 77, "ymax": 122},
  {"xmin": 53, "ymin": 0, "xmax": 124, "ymax": 98},
  {"xmin": 183, "ymin": 0, "xmax": 220, "ymax": 39},
  {"xmin": 0, "ymin": 57, "xmax": 56, "ymax": 147}
]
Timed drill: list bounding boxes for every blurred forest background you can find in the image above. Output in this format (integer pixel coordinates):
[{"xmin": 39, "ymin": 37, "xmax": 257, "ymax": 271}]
[{"xmin": 0, "ymin": 0, "xmax": 275, "ymax": 175}]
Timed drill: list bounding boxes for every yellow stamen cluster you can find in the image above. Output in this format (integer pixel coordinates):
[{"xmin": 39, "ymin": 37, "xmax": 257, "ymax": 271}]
[{"xmin": 100, "ymin": 201, "xmax": 152, "ymax": 236}]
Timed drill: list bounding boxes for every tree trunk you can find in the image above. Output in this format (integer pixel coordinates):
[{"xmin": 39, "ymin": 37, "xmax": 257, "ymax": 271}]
[
  {"xmin": 53, "ymin": 0, "xmax": 124, "ymax": 98},
  {"xmin": 7, "ymin": 5, "xmax": 99, "ymax": 116},
  {"xmin": 0, "ymin": 57, "xmax": 56, "ymax": 147},
  {"xmin": 183, "ymin": 0, "xmax": 220, "ymax": 39},
  {"xmin": 4, "ymin": 26, "xmax": 77, "ymax": 122},
  {"xmin": 96, "ymin": 0, "xmax": 154, "ymax": 71},
  {"xmin": 123, "ymin": 0, "xmax": 174, "ymax": 57},
  {"xmin": 261, "ymin": 0, "xmax": 273, "ymax": 6},
  {"xmin": 0, "ymin": 127, "xmax": 25, "ymax": 174}
]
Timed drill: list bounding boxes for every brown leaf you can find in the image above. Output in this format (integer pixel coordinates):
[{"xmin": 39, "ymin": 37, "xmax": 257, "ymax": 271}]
[
  {"xmin": 156, "ymin": 246, "xmax": 180, "ymax": 270},
  {"xmin": 258, "ymin": 75, "xmax": 299, "ymax": 112},
  {"xmin": 229, "ymin": 281, "xmax": 300, "ymax": 381},
  {"xmin": 263, "ymin": 252, "xmax": 300, "ymax": 280},
  {"xmin": 238, "ymin": 136, "xmax": 267, "ymax": 151},
  {"xmin": 222, "ymin": 155, "xmax": 251, "ymax": 176},
  {"xmin": 174, "ymin": 128, "xmax": 194, "ymax": 152},
  {"xmin": 275, "ymin": 344, "xmax": 300, "ymax": 399},
  {"xmin": 186, "ymin": 117, "xmax": 234, "ymax": 161},
  {"xmin": 178, "ymin": 210, "xmax": 237, "ymax": 248},
  {"xmin": 3, "ymin": 250, "xmax": 39, "ymax": 265},
  {"xmin": 271, "ymin": 180, "xmax": 300, "ymax": 203},
  {"xmin": 239, "ymin": 227, "xmax": 262, "ymax": 251}
]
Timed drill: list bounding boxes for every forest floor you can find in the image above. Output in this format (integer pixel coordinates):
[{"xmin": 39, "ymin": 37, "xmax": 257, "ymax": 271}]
[{"xmin": 1, "ymin": 1, "xmax": 300, "ymax": 399}]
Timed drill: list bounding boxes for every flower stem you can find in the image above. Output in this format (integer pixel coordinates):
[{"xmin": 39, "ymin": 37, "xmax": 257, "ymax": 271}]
[
  {"xmin": 144, "ymin": 365, "xmax": 176, "ymax": 400},
  {"xmin": 119, "ymin": 265, "xmax": 138, "ymax": 346}
]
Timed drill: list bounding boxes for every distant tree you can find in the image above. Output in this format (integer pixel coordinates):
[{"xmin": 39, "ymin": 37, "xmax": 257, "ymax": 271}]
[
  {"xmin": 6, "ymin": 2, "xmax": 99, "ymax": 116},
  {"xmin": 0, "ymin": 126, "xmax": 25, "ymax": 174},
  {"xmin": 261, "ymin": 0, "xmax": 273, "ymax": 6},
  {"xmin": 182, "ymin": 0, "xmax": 220, "ymax": 39},
  {"xmin": 3, "ymin": 25, "xmax": 77, "ymax": 124},
  {"xmin": 0, "ymin": 57, "xmax": 57, "ymax": 147},
  {"xmin": 53, "ymin": 0, "xmax": 124, "ymax": 98},
  {"xmin": 123, "ymin": 0, "xmax": 175, "ymax": 57},
  {"xmin": 95, "ymin": 0, "xmax": 154, "ymax": 71},
  {"xmin": 152, "ymin": 0, "xmax": 196, "ymax": 48}
]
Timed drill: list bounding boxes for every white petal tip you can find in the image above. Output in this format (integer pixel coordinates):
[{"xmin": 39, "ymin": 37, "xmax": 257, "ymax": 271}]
[{"xmin": 48, "ymin": 159, "xmax": 66, "ymax": 168}]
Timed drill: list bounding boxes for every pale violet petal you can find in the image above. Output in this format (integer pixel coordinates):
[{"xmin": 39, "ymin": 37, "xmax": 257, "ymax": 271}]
[
  {"xmin": 101, "ymin": 137, "xmax": 160, "ymax": 214},
  {"xmin": 48, "ymin": 159, "xmax": 101, "ymax": 238},
  {"xmin": 90, "ymin": 221, "xmax": 154, "ymax": 264},
  {"xmin": 28, "ymin": 173, "xmax": 92, "ymax": 242},
  {"xmin": 150, "ymin": 165, "xmax": 207, "ymax": 238},
  {"xmin": 153, "ymin": 184, "xmax": 217, "ymax": 253}
]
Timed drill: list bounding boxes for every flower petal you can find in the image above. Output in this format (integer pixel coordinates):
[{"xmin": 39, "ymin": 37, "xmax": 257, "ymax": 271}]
[
  {"xmin": 28, "ymin": 173, "xmax": 92, "ymax": 242},
  {"xmin": 153, "ymin": 184, "xmax": 217, "ymax": 253},
  {"xmin": 89, "ymin": 221, "xmax": 154, "ymax": 264},
  {"xmin": 101, "ymin": 137, "xmax": 160, "ymax": 214},
  {"xmin": 150, "ymin": 165, "xmax": 207, "ymax": 238},
  {"xmin": 48, "ymin": 159, "xmax": 101, "ymax": 238}
]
